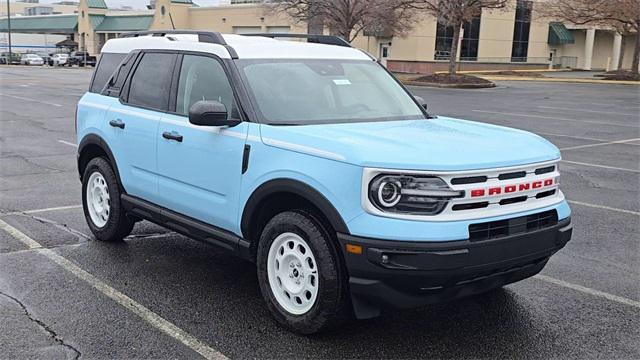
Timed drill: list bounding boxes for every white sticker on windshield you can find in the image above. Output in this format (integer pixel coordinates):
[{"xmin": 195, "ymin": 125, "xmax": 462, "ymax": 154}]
[{"xmin": 333, "ymin": 79, "xmax": 352, "ymax": 85}]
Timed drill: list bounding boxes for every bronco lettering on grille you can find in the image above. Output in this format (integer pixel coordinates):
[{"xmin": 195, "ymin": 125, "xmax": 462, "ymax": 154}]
[{"xmin": 470, "ymin": 178, "xmax": 555, "ymax": 197}]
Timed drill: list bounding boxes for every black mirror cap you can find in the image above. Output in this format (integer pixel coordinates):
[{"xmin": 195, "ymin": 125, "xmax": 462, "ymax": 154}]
[
  {"xmin": 414, "ymin": 95, "xmax": 428, "ymax": 111},
  {"xmin": 188, "ymin": 100, "xmax": 241, "ymax": 127}
]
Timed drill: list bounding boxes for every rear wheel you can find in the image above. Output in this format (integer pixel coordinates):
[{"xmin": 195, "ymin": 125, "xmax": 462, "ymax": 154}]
[
  {"xmin": 82, "ymin": 157, "xmax": 133, "ymax": 242},
  {"xmin": 257, "ymin": 211, "xmax": 349, "ymax": 334}
]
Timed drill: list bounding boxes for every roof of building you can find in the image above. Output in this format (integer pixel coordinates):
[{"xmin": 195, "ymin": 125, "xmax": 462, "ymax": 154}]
[
  {"xmin": 171, "ymin": 0, "xmax": 195, "ymax": 4},
  {"xmin": 101, "ymin": 33, "xmax": 371, "ymax": 61},
  {"xmin": 94, "ymin": 15, "xmax": 154, "ymax": 32},
  {"xmin": 87, "ymin": 0, "xmax": 108, "ymax": 9},
  {"xmin": 0, "ymin": 14, "xmax": 78, "ymax": 34}
]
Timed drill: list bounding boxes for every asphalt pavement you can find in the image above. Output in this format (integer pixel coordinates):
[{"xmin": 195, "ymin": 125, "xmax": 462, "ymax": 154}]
[{"xmin": 0, "ymin": 66, "xmax": 639, "ymax": 359}]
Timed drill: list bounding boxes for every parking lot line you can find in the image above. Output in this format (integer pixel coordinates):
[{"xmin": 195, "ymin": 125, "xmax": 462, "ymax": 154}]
[
  {"xmin": 560, "ymin": 138, "xmax": 640, "ymax": 151},
  {"xmin": 0, "ymin": 93, "xmax": 62, "ymax": 107},
  {"xmin": 567, "ymin": 200, "xmax": 640, "ymax": 216},
  {"xmin": 0, "ymin": 218, "xmax": 227, "ymax": 360},
  {"xmin": 58, "ymin": 140, "xmax": 78, "ymax": 148},
  {"xmin": 472, "ymin": 110, "xmax": 639, "ymax": 128},
  {"xmin": 537, "ymin": 106, "xmax": 640, "ymax": 117},
  {"xmin": 561, "ymin": 160, "xmax": 640, "ymax": 174},
  {"xmin": 534, "ymin": 275, "xmax": 640, "ymax": 309},
  {"xmin": 534, "ymin": 132, "xmax": 610, "ymax": 142}
]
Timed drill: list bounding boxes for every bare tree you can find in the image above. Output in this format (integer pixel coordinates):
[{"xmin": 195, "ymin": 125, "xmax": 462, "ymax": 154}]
[
  {"xmin": 542, "ymin": 0, "xmax": 640, "ymax": 74},
  {"xmin": 263, "ymin": 0, "xmax": 422, "ymax": 43},
  {"xmin": 414, "ymin": 0, "xmax": 508, "ymax": 74}
]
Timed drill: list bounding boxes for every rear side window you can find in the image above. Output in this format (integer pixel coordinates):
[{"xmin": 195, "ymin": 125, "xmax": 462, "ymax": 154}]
[
  {"xmin": 90, "ymin": 53, "xmax": 126, "ymax": 93},
  {"xmin": 127, "ymin": 52, "xmax": 176, "ymax": 111}
]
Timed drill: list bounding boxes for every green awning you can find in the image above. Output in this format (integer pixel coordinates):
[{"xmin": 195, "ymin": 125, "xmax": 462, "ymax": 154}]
[
  {"xmin": 0, "ymin": 14, "xmax": 78, "ymax": 34},
  {"xmin": 89, "ymin": 15, "xmax": 105, "ymax": 30},
  {"xmin": 548, "ymin": 22, "xmax": 575, "ymax": 45},
  {"xmin": 87, "ymin": 0, "xmax": 108, "ymax": 9},
  {"xmin": 94, "ymin": 15, "xmax": 154, "ymax": 32}
]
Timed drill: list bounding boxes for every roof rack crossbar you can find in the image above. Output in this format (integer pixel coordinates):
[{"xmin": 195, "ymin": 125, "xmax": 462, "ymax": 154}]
[
  {"xmin": 119, "ymin": 30, "xmax": 228, "ymax": 46},
  {"xmin": 242, "ymin": 33, "xmax": 352, "ymax": 48}
]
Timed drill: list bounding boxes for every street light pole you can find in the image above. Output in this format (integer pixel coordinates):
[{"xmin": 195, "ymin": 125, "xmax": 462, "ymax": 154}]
[{"xmin": 6, "ymin": 0, "xmax": 12, "ymax": 65}]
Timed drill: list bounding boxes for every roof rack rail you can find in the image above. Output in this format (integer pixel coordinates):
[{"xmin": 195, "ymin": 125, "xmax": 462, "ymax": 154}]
[
  {"xmin": 119, "ymin": 30, "xmax": 228, "ymax": 46},
  {"xmin": 242, "ymin": 33, "xmax": 352, "ymax": 48}
]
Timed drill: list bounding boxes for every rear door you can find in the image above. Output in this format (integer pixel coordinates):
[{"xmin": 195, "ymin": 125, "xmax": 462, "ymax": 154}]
[
  {"xmin": 105, "ymin": 51, "xmax": 178, "ymax": 202},
  {"xmin": 156, "ymin": 53, "xmax": 248, "ymax": 232}
]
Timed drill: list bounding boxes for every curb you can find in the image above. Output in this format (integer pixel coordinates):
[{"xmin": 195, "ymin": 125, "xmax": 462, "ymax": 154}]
[
  {"xmin": 479, "ymin": 76, "xmax": 640, "ymax": 85},
  {"xmin": 403, "ymin": 80, "xmax": 496, "ymax": 89}
]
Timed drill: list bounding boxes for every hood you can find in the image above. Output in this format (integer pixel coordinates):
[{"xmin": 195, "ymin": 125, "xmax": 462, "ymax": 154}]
[{"xmin": 259, "ymin": 117, "xmax": 561, "ymax": 171}]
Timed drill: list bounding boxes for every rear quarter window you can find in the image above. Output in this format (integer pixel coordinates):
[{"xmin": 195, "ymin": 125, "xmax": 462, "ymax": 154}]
[{"xmin": 90, "ymin": 53, "xmax": 127, "ymax": 93}]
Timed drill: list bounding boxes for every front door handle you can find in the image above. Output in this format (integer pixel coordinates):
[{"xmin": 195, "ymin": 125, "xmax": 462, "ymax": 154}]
[
  {"xmin": 109, "ymin": 119, "xmax": 125, "ymax": 129},
  {"xmin": 162, "ymin": 131, "xmax": 183, "ymax": 143}
]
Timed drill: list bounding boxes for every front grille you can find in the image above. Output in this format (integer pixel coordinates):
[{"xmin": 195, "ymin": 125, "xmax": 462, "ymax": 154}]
[{"xmin": 469, "ymin": 210, "xmax": 558, "ymax": 242}]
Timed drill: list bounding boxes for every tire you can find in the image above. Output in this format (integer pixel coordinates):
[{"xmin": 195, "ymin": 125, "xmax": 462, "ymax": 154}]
[
  {"xmin": 257, "ymin": 210, "xmax": 350, "ymax": 334},
  {"xmin": 82, "ymin": 157, "xmax": 134, "ymax": 242}
]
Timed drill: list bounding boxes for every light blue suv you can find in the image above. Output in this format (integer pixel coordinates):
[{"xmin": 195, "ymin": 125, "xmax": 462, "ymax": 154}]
[{"xmin": 76, "ymin": 31, "xmax": 572, "ymax": 334}]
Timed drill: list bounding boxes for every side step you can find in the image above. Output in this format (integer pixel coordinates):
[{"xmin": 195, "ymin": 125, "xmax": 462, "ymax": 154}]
[{"xmin": 121, "ymin": 194, "xmax": 252, "ymax": 261}]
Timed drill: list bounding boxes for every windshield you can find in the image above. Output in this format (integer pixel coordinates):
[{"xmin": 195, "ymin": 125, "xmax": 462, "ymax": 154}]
[{"xmin": 236, "ymin": 59, "xmax": 426, "ymax": 125}]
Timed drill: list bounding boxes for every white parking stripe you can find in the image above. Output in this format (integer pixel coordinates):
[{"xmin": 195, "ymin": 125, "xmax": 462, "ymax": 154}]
[
  {"xmin": 561, "ymin": 160, "xmax": 640, "ymax": 174},
  {"xmin": 534, "ymin": 275, "xmax": 640, "ymax": 309},
  {"xmin": 534, "ymin": 132, "xmax": 609, "ymax": 142},
  {"xmin": 538, "ymin": 105, "xmax": 640, "ymax": 117},
  {"xmin": 472, "ymin": 110, "xmax": 638, "ymax": 128},
  {"xmin": 560, "ymin": 138, "xmax": 640, "ymax": 151},
  {"xmin": 0, "ymin": 93, "xmax": 63, "ymax": 107},
  {"xmin": 0, "ymin": 218, "xmax": 228, "ymax": 360},
  {"xmin": 58, "ymin": 140, "xmax": 78, "ymax": 148},
  {"xmin": 568, "ymin": 200, "xmax": 640, "ymax": 216}
]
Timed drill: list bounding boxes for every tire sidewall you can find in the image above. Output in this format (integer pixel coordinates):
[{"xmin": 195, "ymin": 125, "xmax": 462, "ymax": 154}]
[
  {"xmin": 81, "ymin": 157, "xmax": 129, "ymax": 241},
  {"xmin": 257, "ymin": 211, "xmax": 346, "ymax": 334}
]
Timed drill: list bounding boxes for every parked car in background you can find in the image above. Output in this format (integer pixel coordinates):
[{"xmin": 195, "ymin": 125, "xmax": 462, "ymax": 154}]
[
  {"xmin": 20, "ymin": 54, "xmax": 44, "ymax": 66},
  {"xmin": 68, "ymin": 51, "xmax": 97, "ymax": 67},
  {"xmin": 50, "ymin": 53, "xmax": 69, "ymax": 66},
  {"xmin": 0, "ymin": 52, "xmax": 21, "ymax": 65},
  {"xmin": 35, "ymin": 52, "xmax": 52, "ymax": 65}
]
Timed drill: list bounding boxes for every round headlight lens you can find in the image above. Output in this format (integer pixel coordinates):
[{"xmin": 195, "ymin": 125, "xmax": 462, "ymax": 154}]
[{"xmin": 377, "ymin": 180, "xmax": 402, "ymax": 207}]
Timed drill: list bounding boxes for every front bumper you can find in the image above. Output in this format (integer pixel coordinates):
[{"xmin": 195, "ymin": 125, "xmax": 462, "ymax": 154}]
[{"xmin": 337, "ymin": 217, "xmax": 572, "ymax": 319}]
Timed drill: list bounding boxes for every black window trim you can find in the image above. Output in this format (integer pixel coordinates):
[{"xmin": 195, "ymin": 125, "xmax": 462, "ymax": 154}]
[{"xmin": 100, "ymin": 51, "xmax": 141, "ymax": 98}]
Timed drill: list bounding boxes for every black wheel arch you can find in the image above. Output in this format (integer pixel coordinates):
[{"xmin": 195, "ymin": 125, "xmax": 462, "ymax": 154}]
[
  {"xmin": 241, "ymin": 179, "xmax": 350, "ymax": 246},
  {"xmin": 77, "ymin": 134, "xmax": 123, "ymax": 190}
]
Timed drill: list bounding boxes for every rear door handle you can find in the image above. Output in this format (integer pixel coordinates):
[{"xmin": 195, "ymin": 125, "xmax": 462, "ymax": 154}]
[
  {"xmin": 162, "ymin": 131, "xmax": 183, "ymax": 143},
  {"xmin": 109, "ymin": 119, "xmax": 125, "ymax": 129}
]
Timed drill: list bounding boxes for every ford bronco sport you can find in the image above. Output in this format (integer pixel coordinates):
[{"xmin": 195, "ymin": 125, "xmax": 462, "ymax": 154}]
[{"xmin": 76, "ymin": 31, "xmax": 572, "ymax": 334}]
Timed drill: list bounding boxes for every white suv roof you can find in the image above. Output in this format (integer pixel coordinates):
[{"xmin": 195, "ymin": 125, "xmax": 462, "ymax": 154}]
[{"xmin": 100, "ymin": 32, "xmax": 371, "ymax": 61}]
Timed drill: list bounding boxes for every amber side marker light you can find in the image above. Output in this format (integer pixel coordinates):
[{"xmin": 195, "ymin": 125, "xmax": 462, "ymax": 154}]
[{"xmin": 346, "ymin": 244, "xmax": 363, "ymax": 255}]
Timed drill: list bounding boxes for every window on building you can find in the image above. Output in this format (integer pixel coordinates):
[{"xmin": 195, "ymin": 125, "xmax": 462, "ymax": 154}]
[
  {"xmin": 127, "ymin": 53, "xmax": 177, "ymax": 111},
  {"xmin": 176, "ymin": 55, "xmax": 237, "ymax": 119},
  {"xmin": 434, "ymin": 17, "xmax": 481, "ymax": 61},
  {"xmin": 511, "ymin": 0, "xmax": 533, "ymax": 62}
]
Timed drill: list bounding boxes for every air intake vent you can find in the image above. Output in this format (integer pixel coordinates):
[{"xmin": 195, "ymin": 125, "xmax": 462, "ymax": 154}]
[{"xmin": 469, "ymin": 210, "xmax": 558, "ymax": 242}]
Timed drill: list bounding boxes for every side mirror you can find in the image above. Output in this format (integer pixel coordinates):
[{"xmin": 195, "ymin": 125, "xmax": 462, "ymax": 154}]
[
  {"xmin": 414, "ymin": 96, "xmax": 428, "ymax": 111},
  {"xmin": 189, "ymin": 100, "xmax": 241, "ymax": 127}
]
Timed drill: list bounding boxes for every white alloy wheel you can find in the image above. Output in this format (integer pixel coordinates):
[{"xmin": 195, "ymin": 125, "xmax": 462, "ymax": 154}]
[
  {"xmin": 267, "ymin": 232, "xmax": 319, "ymax": 315},
  {"xmin": 86, "ymin": 171, "xmax": 111, "ymax": 228}
]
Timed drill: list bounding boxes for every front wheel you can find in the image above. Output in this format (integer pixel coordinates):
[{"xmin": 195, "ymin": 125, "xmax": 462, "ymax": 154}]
[
  {"xmin": 257, "ymin": 211, "xmax": 350, "ymax": 334},
  {"xmin": 82, "ymin": 157, "xmax": 133, "ymax": 242}
]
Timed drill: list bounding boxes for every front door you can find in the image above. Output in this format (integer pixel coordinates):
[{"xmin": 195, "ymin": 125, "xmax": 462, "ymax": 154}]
[
  {"xmin": 156, "ymin": 54, "xmax": 248, "ymax": 232},
  {"xmin": 379, "ymin": 43, "xmax": 391, "ymax": 67}
]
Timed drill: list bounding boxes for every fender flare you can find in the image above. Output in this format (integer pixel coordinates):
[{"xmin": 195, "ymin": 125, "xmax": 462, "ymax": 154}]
[
  {"xmin": 77, "ymin": 134, "xmax": 123, "ymax": 189},
  {"xmin": 241, "ymin": 178, "xmax": 350, "ymax": 238}
]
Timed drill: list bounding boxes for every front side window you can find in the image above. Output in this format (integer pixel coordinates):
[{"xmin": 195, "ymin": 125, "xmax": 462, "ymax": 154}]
[
  {"xmin": 237, "ymin": 59, "xmax": 426, "ymax": 125},
  {"xmin": 176, "ymin": 55, "xmax": 237, "ymax": 118},
  {"xmin": 127, "ymin": 52, "xmax": 176, "ymax": 110}
]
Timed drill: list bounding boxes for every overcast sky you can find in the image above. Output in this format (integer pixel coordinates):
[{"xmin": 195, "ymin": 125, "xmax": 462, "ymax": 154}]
[{"xmin": 37, "ymin": 0, "xmax": 221, "ymax": 9}]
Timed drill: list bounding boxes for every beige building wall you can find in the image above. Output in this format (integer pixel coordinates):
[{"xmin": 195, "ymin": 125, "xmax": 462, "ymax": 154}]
[
  {"xmin": 477, "ymin": 7, "xmax": 516, "ymax": 61},
  {"xmin": 77, "ymin": 0, "xmax": 106, "ymax": 55}
]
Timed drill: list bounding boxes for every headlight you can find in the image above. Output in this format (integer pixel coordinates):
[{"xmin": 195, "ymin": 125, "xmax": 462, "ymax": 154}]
[{"xmin": 369, "ymin": 175, "xmax": 464, "ymax": 215}]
